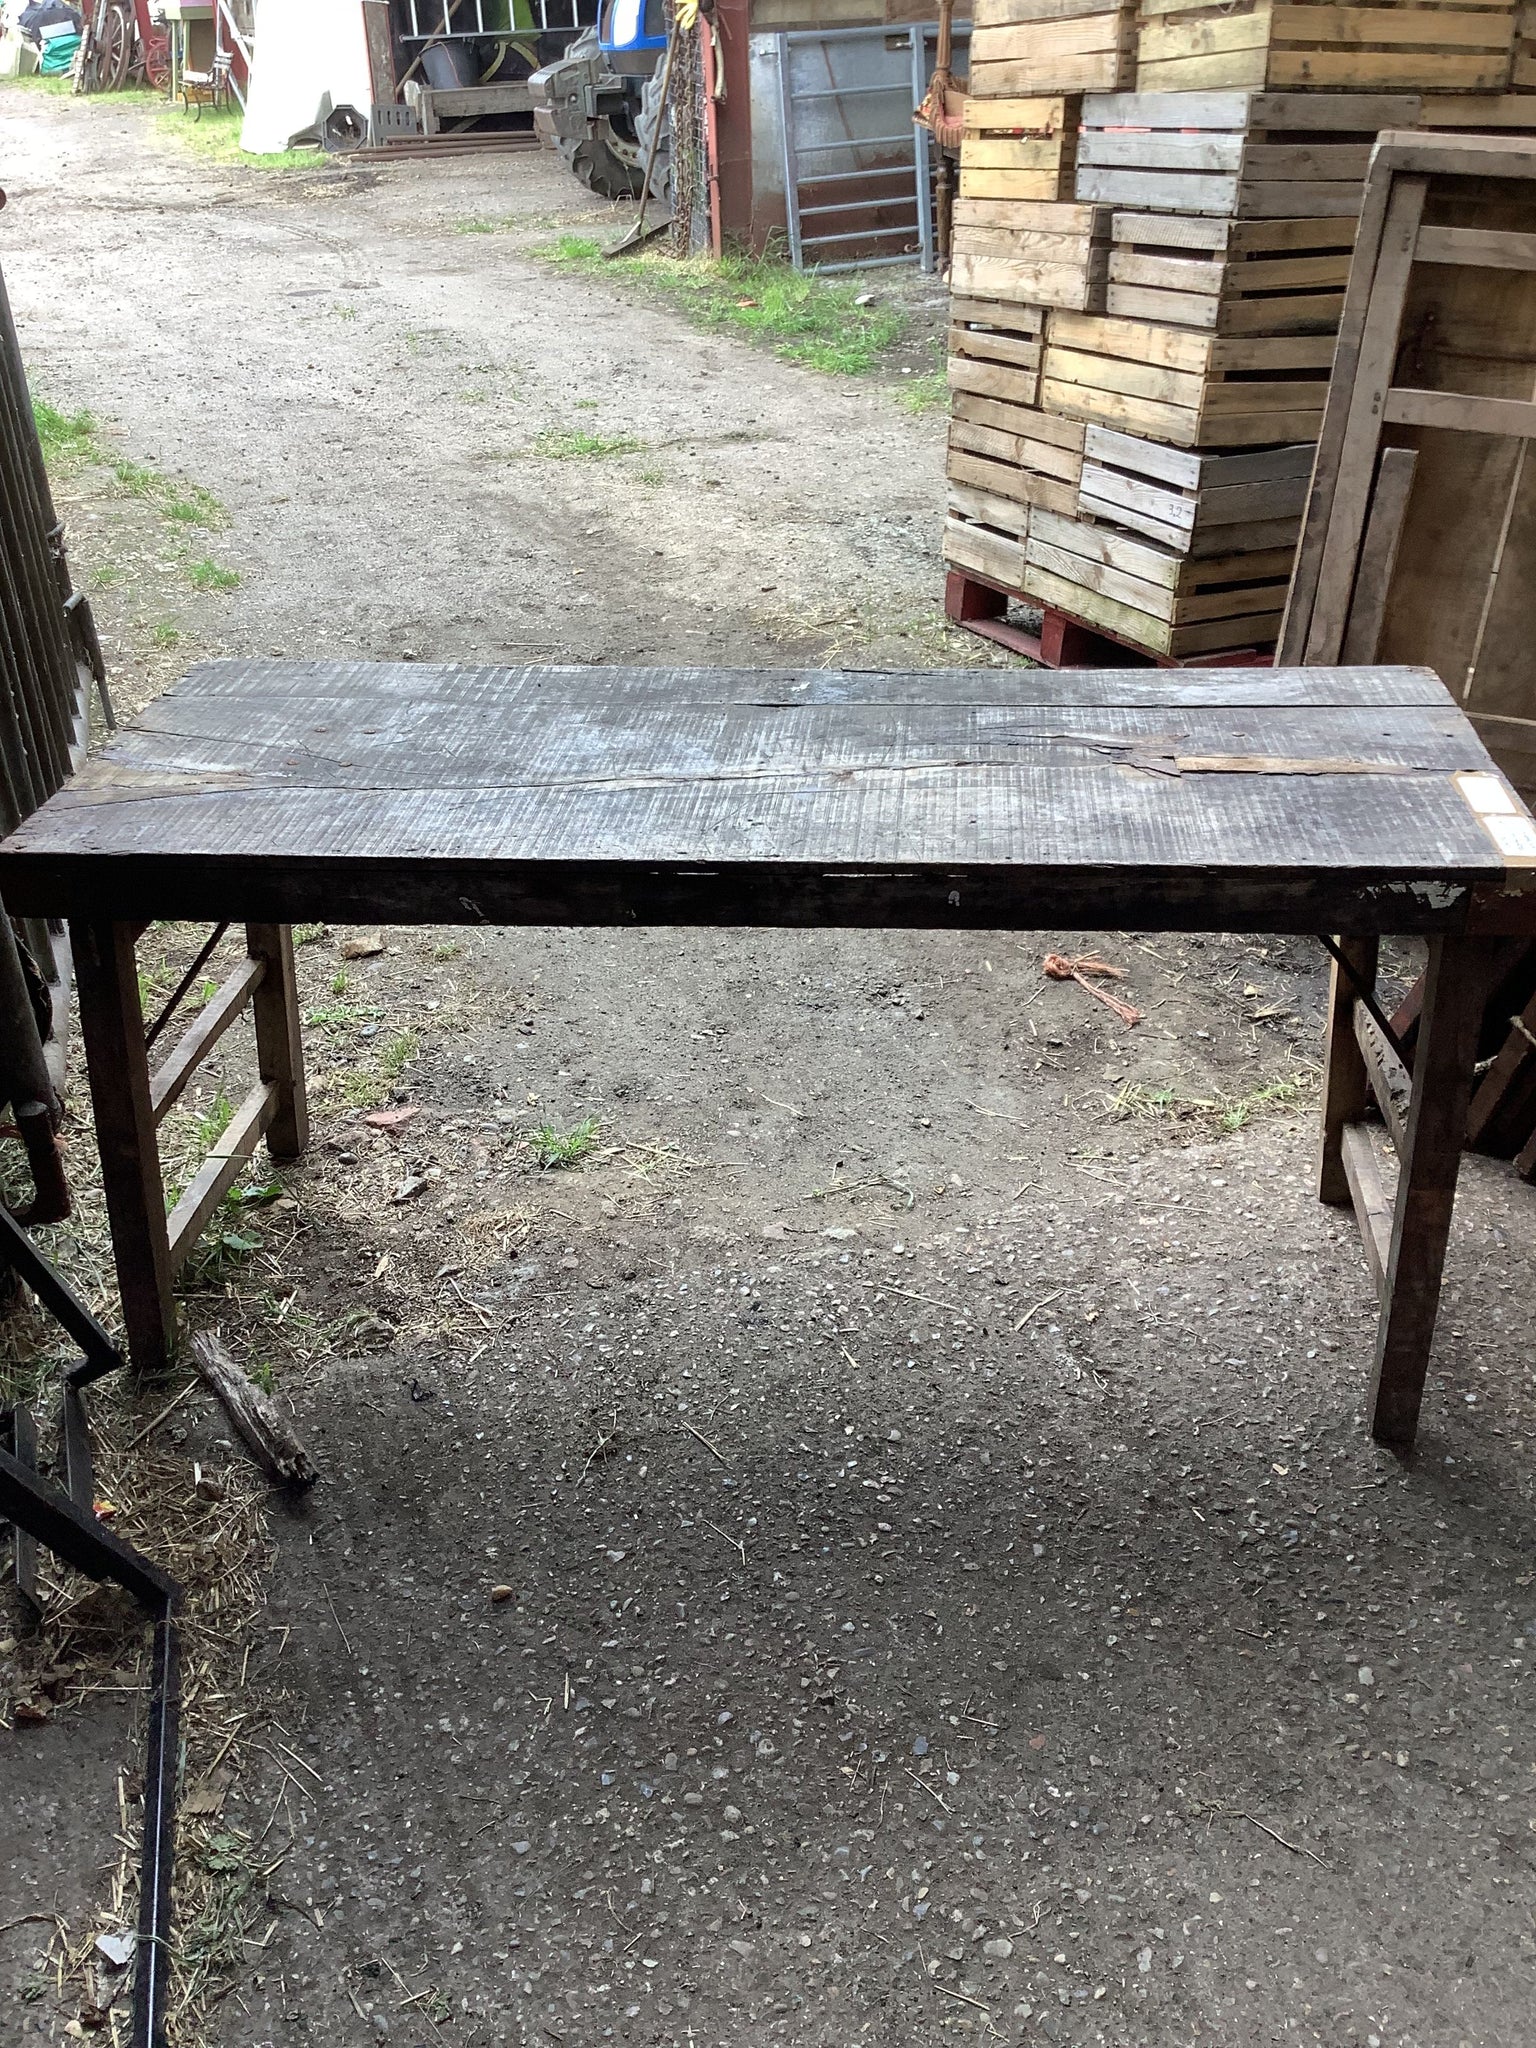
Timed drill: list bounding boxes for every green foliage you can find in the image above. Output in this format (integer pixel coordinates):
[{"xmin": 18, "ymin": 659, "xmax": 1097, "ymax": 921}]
[
  {"xmin": 528, "ymin": 1116, "xmax": 601, "ymax": 1169},
  {"xmin": 152, "ymin": 620, "xmax": 181, "ymax": 647},
  {"xmin": 31, "ymin": 397, "xmax": 100, "ymax": 466},
  {"xmin": 190, "ymin": 558, "xmax": 240, "ymax": 592},
  {"xmin": 380, "ymin": 1028, "xmax": 418, "ymax": 1080},
  {"xmin": 293, "ymin": 922, "xmax": 327, "ymax": 946},
  {"xmin": 895, "ymin": 370, "xmax": 950, "ymax": 415},
  {"xmin": 194, "ymin": 1087, "xmax": 234, "ymax": 1151},
  {"xmin": 155, "ymin": 104, "xmax": 321, "ymax": 170},
  {"xmin": 531, "ymin": 427, "xmax": 646, "ymax": 460},
  {"xmin": 542, "ymin": 239, "xmax": 907, "ymax": 375}
]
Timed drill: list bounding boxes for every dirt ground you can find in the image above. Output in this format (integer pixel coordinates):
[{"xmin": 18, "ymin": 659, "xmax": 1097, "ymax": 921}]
[{"xmin": 2, "ymin": 86, "xmax": 1536, "ymax": 2048}]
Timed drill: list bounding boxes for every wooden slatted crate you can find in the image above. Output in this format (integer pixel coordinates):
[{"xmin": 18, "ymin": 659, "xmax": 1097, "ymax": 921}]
[
  {"xmin": 951, "ymin": 198, "xmax": 1112, "ymax": 309},
  {"xmin": 1076, "ymin": 91, "xmax": 1420, "ymax": 216},
  {"xmin": 1106, "ymin": 211, "xmax": 1357, "ymax": 330},
  {"xmin": 943, "ymin": 507, "xmax": 1031, "ymax": 587},
  {"xmin": 947, "ymin": 397, "xmax": 1087, "ymax": 523},
  {"xmin": 1515, "ymin": 0, "xmax": 1536, "ymax": 82},
  {"xmin": 959, "ymin": 94, "xmax": 1080, "ymax": 202},
  {"xmin": 1076, "ymin": 424, "xmax": 1314, "ymax": 550},
  {"xmin": 968, "ymin": 0, "xmax": 1138, "ymax": 94},
  {"xmin": 1135, "ymin": 0, "xmax": 1516, "ymax": 94},
  {"xmin": 950, "ymin": 297, "xmax": 1046, "ymax": 408},
  {"xmin": 1040, "ymin": 308, "xmax": 1335, "ymax": 444},
  {"xmin": 1022, "ymin": 504, "xmax": 1295, "ymax": 653}
]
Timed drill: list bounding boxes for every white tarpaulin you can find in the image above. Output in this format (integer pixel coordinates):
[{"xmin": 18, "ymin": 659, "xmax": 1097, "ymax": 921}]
[{"xmin": 240, "ymin": 0, "xmax": 373, "ymax": 154}]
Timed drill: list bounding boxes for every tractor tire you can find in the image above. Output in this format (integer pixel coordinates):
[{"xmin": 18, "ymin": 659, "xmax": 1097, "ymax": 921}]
[
  {"xmin": 568, "ymin": 130, "xmax": 643, "ymax": 201},
  {"xmin": 634, "ymin": 62, "xmax": 672, "ymax": 210}
]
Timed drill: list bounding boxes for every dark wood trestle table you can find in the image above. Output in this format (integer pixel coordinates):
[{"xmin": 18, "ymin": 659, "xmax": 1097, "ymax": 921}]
[{"xmin": 4, "ymin": 657, "xmax": 1535, "ymax": 1449}]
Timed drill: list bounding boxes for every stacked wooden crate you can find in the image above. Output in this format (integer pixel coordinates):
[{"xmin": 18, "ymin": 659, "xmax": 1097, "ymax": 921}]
[{"xmin": 942, "ymin": 1, "xmax": 1530, "ymax": 660}]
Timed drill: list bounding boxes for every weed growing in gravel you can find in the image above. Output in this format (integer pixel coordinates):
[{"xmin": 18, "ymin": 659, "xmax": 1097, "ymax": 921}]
[
  {"xmin": 115, "ymin": 460, "xmax": 225, "ymax": 526},
  {"xmin": 896, "ymin": 370, "xmax": 950, "ymax": 414},
  {"xmin": 293, "ymin": 922, "xmax": 327, "ymax": 945},
  {"xmin": 31, "ymin": 397, "xmax": 100, "ymax": 465},
  {"xmin": 1107, "ymin": 1070, "xmax": 1314, "ymax": 1135},
  {"xmin": 542, "ymin": 237, "xmax": 906, "ymax": 374},
  {"xmin": 152, "ymin": 620, "xmax": 181, "ymax": 647},
  {"xmin": 529, "ymin": 1116, "xmax": 601, "ymax": 1168},
  {"xmin": 455, "ymin": 215, "xmax": 520, "ymax": 235},
  {"xmin": 190, "ymin": 558, "xmax": 240, "ymax": 592},
  {"xmin": 381, "ymin": 1028, "xmax": 418, "ymax": 1080},
  {"xmin": 532, "ymin": 426, "xmax": 646, "ymax": 460}
]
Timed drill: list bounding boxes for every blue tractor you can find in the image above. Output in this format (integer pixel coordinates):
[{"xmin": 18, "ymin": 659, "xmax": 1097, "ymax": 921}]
[{"xmin": 528, "ymin": 0, "xmax": 670, "ymax": 201}]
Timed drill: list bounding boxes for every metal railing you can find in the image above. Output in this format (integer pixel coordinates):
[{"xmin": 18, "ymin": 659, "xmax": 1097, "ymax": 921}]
[{"xmin": 774, "ymin": 23, "xmax": 969, "ymax": 275}]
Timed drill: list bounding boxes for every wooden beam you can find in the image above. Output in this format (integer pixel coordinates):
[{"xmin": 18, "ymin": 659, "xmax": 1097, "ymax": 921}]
[
  {"xmin": 246, "ymin": 925, "xmax": 308, "ymax": 1159},
  {"xmin": 1352, "ymin": 1002, "xmax": 1411, "ymax": 1154},
  {"xmin": 1341, "ymin": 1121, "xmax": 1391, "ymax": 1304},
  {"xmin": 1382, "ymin": 387, "xmax": 1536, "ymax": 439},
  {"xmin": 149, "ymin": 954, "xmax": 265, "ymax": 1125},
  {"xmin": 1414, "ymin": 224, "xmax": 1536, "ymax": 272},
  {"xmin": 1340, "ymin": 446, "xmax": 1416, "ymax": 664},
  {"xmin": 71, "ymin": 921, "xmax": 175, "ymax": 1375},
  {"xmin": 1367, "ymin": 934, "xmax": 1484, "ymax": 1448},
  {"xmin": 165, "ymin": 1081, "xmax": 277, "ymax": 1275},
  {"xmin": 1318, "ymin": 934, "xmax": 1380, "ymax": 1205}
]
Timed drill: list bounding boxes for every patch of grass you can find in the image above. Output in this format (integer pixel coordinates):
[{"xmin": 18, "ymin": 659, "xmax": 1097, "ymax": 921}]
[
  {"xmin": 528, "ymin": 1115, "xmax": 601, "ymax": 1169},
  {"xmin": 636, "ymin": 465, "xmax": 665, "ymax": 486},
  {"xmin": 339, "ymin": 1067, "xmax": 385, "ymax": 1110},
  {"xmin": 154, "ymin": 104, "xmax": 321, "ymax": 171},
  {"xmin": 302, "ymin": 999, "xmax": 380, "ymax": 1030},
  {"xmin": 895, "ymin": 369, "xmax": 949, "ymax": 414},
  {"xmin": 380, "ymin": 1028, "xmax": 418, "ymax": 1080},
  {"xmin": 329, "ymin": 969, "xmax": 349, "ymax": 996},
  {"xmin": 531, "ymin": 426, "xmax": 646, "ymax": 460},
  {"xmin": 541, "ymin": 239, "xmax": 907, "ymax": 375},
  {"xmin": 1107, "ymin": 1070, "xmax": 1315, "ymax": 1137},
  {"xmin": 152, "ymin": 620, "xmax": 181, "ymax": 648},
  {"xmin": 91, "ymin": 564, "xmax": 125, "ymax": 589},
  {"xmin": 190, "ymin": 558, "xmax": 240, "ymax": 592},
  {"xmin": 31, "ymin": 396, "xmax": 100, "ymax": 466},
  {"xmin": 194, "ymin": 1087, "xmax": 235, "ymax": 1152},
  {"xmin": 454, "ymin": 214, "xmax": 520, "ymax": 235},
  {"xmin": 293, "ymin": 921, "xmax": 327, "ymax": 946},
  {"xmin": 431, "ymin": 941, "xmax": 461, "ymax": 962},
  {"xmin": 115, "ymin": 461, "xmax": 225, "ymax": 526},
  {"xmin": 332, "ymin": 305, "xmax": 356, "ymax": 321}
]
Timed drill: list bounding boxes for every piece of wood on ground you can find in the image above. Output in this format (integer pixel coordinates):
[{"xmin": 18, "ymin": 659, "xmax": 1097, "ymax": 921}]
[{"xmin": 191, "ymin": 1332, "xmax": 318, "ymax": 1488}]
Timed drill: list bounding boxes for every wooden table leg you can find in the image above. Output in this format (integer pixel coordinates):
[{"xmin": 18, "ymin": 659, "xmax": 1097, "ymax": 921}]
[
  {"xmin": 1318, "ymin": 934, "xmax": 1379, "ymax": 1205},
  {"xmin": 1367, "ymin": 934, "xmax": 1483, "ymax": 1448},
  {"xmin": 71, "ymin": 920, "xmax": 175, "ymax": 1376},
  {"xmin": 246, "ymin": 924, "xmax": 308, "ymax": 1160}
]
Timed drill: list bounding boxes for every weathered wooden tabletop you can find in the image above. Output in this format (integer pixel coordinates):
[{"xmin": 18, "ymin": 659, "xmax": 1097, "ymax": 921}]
[{"xmin": 3, "ymin": 659, "xmax": 1534, "ymax": 933}]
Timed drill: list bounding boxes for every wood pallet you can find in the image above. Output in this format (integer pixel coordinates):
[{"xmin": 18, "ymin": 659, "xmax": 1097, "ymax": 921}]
[
  {"xmin": 1077, "ymin": 424, "xmax": 1313, "ymax": 550},
  {"xmin": 968, "ymin": 0, "xmax": 1137, "ymax": 95},
  {"xmin": 943, "ymin": 564, "xmax": 1276, "ymax": 662},
  {"xmin": 951, "ymin": 197, "xmax": 1112, "ymax": 309},
  {"xmin": 1279, "ymin": 131, "xmax": 1536, "ymax": 802},
  {"xmin": 1040, "ymin": 308, "xmax": 1333, "ymax": 444},
  {"xmin": 959, "ymin": 93, "xmax": 1080, "ymax": 202},
  {"xmin": 1022, "ymin": 504, "xmax": 1294, "ymax": 654},
  {"xmin": 1135, "ymin": 0, "xmax": 1516, "ymax": 94},
  {"xmin": 1106, "ymin": 210, "xmax": 1357, "ymax": 331},
  {"xmin": 1077, "ymin": 90, "xmax": 1421, "ymax": 216}
]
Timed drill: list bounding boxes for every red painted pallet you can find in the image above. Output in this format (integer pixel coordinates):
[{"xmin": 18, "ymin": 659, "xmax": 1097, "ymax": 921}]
[{"xmin": 944, "ymin": 568, "xmax": 1276, "ymax": 669}]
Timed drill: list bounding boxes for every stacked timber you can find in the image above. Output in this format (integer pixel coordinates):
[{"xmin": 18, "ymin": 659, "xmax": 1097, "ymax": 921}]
[
  {"xmin": 941, "ymin": 5, "xmax": 1536, "ymax": 661},
  {"xmin": 1135, "ymin": 0, "xmax": 1516, "ymax": 93}
]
